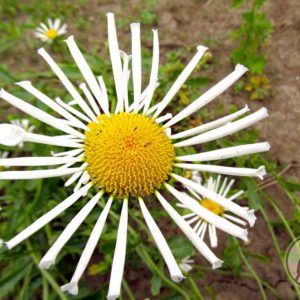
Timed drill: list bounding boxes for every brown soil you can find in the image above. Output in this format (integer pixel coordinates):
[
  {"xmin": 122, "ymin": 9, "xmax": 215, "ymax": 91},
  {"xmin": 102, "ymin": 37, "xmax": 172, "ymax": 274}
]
[{"xmin": 1, "ymin": 0, "xmax": 300, "ymax": 299}]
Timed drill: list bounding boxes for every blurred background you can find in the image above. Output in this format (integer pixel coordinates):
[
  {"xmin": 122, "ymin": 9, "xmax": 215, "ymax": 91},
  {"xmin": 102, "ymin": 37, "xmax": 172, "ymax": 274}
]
[{"xmin": 0, "ymin": 0, "xmax": 299, "ymax": 299}]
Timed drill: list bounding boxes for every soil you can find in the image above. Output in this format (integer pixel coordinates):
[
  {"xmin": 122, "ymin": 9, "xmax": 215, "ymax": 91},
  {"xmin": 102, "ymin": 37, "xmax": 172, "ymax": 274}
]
[{"xmin": 1, "ymin": 0, "xmax": 300, "ymax": 299}]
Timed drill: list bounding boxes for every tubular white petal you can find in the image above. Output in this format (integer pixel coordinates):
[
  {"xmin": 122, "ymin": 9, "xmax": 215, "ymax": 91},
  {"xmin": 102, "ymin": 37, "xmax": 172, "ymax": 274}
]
[
  {"xmin": 175, "ymin": 108, "xmax": 269, "ymax": 147},
  {"xmin": 218, "ymin": 177, "xmax": 228, "ymax": 195},
  {"xmin": 0, "ymin": 124, "xmax": 25, "ymax": 146},
  {"xmin": 61, "ymin": 196, "xmax": 113, "ymax": 295},
  {"xmin": 97, "ymin": 76, "xmax": 109, "ymax": 112},
  {"xmin": 65, "ymin": 36, "xmax": 109, "ymax": 115},
  {"xmin": 74, "ymin": 171, "xmax": 90, "ymax": 192},
  {"xmin": 106, "ymin": 13, "xmax": 124, "ymax": 113},
  {"xmin": 107, "ymin": 199, "xmax": 128, "ymax": 300},
  {"xmin": 222, "ymin": 179, "xmax": 235, "ymax": 197},
  {"xmin": 5, "ymin": 183, "xmax": 92, "ymax": 249},
  {"xmin": 139, "ymin": 198, "xmax": 184, "ymax": 282},
  {"xmin": 0, "ymin": 167, "xmax": 84, "ymax": 180},
  {"xmin": 120, "ymin": 51, "xmax": 131, "ymax": 111},
  {"xmin": 183, "ymin": 212, "xmax": 197, "ymax": 219},
  {"xmin": 164, "ymin": 64, "xmax": 248, "ymax": 128},
  {"xmin": 39, "ymin": 191, "xmax": 104, "ymax": 269},
  {"xmin": 143, "ymin": 29, "xmax": 159, "ymax": 113},
  {"xmin": 55, "ymin": 97, "xmax": 92, "ymax": 123},
  {"xmin": 65, "ymin": 164, "xmax": 87, "ymax": 187},
  {"xmin": 176, "ymin": 142, "xmax": 271, "ymax": 162},
  {"xmin": 175, "ymin": 163, "xmax": 266, "ymax": 179},
  {"xmin": 16, "ymin": 81, "xmax": 88, "ymax": 130},
  {"xmin": 228, "ymin": 190, "xmax": 244, "ymax": 201},
  {"xmin": 171, "ymin": 105, "xmax": 250, "ymax": 140},
  {"xmin": 172, "ymin": 174, "xmax": 256, "ymax": 227},
  {"xmin": 131, "ymin": 23, "xmax": 142, "ymax": 113},
  {"xmin": 155, "ymin": 191, "xmax": 223, "ymax": 269},
  {"xmin": 154, "ymin": 45, "xmax": 208, "ymax": 118},
  {"xmin": 155, "ymin": 113, "xmax": 172, "ymax": 124},
  {"xmin": 208, "ymin": 224, "xmax": 218, "ymax": 248},
  {"xmin": 165, "ymin": 184, "xmax": 248, "ymax": 241},
  {"xmin": 79, "ymin": 83, "xmax": 101, "ymax": 116},
  {"xmin": 37, "ymin": 48, "xmax": 97, "ymax": 121},
  {"xmin": 0, "ymin": 156, "xmax": 82, "ymax": 167},
  {"xmin": 186, "ymin": 215, "xmax": 199, "ymax": 225},
  {"xmin": 224, "ymin": 214, "xmax": 247, "ymax": 226},
  {"xmin": 0, "ymin": 89, "xmax": 84, "ymax": 139},
  {"xmin": 52, "ymin": 148, "xmax": 84, "ymax": 157},
  {"xmin": 197, "ymin": 221, "xmax": 207, "ymax": 237},
  {"xmin": 23, "ymin": 132, "xmax": 83, "ymax": 148}
]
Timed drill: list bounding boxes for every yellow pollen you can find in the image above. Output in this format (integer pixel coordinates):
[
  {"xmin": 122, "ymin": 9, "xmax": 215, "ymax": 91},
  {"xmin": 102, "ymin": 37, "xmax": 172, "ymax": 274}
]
[
  {"xmin": 45, "ymin": 29, "xmax": 58, "ymax": 39},
  {"xmin": 201, "ymin": 198, "xmax": 224, "ymax": 216},
  {"xmin": 84, "ymin": 113, "xmax": 175, "ymax": 198}
]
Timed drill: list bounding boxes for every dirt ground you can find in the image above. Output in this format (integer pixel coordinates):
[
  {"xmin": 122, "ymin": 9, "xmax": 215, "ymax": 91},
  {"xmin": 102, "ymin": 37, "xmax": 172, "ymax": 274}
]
[{"xmin": 1, "ymin": 0, "xmax": 300, "ymax": 299}]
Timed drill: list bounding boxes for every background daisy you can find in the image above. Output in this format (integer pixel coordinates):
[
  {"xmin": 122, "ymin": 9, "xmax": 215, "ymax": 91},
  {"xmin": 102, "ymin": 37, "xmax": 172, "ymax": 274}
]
[{"xmin": 35, "ymin": 18, "xmax": 67, "ymax": 43}]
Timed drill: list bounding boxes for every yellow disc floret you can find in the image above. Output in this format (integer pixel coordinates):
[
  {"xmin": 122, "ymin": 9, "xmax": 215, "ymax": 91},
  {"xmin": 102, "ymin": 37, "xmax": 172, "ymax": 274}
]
[
  {"xmin": 84, "ymin": 113, "xmax": 175, "ymax": 198},
  {"xmin": 201, "ymin": 198, "xmax": 224, "ymax": 216},
  {"xmin": 45, "ymin": 29, "xmax": 58, "ymax": 39}
]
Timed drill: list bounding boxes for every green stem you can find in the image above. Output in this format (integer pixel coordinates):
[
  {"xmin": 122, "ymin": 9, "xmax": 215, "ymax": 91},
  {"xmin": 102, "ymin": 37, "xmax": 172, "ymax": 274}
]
[
  {"xmin": 136, "ymin": 244, "xmax": 191, "ymax": 300},
  {"xmin": 43, "ymin": 278, "xmax": 49, "ymax": 300},
  {"xmin": 25, "ymin": 241, "xmax": 68, "ymax": 300},
  {"xmin": 187, "ymin": 277, "xmax": 204, "ymax": 300},
  {"xmin": 235, "ymin": 239, "xmax": 268, "ymax": 300},
  {"xmin": 123, "ymin": 279, "xmax": 136, "ymax": 300}
]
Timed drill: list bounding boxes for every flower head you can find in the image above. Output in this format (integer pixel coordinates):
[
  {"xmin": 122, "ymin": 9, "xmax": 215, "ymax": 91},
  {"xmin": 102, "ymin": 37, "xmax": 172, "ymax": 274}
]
[
  {"xmin": 178, "ymin": 173, "xmax": 249, "ymax": 248},
  {"xmin": 0, "ymin": 13, "xmax": 270, "ymax": 299},
  {"xmin": 178, "ymin": 256, "xmax": 194, "ymax": 273},
  {"xmin": 35, "ymin": 18, "xmax": 67, "ymax": 43}
]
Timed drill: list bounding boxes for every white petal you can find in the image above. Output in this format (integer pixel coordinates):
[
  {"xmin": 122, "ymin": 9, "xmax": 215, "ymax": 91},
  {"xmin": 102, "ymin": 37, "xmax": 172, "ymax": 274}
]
[
  {"xmin": 224, "ymin": 214, "xmax": 247, "ymax": 226},
  {"xmin": 143, "ymin": 29, "xmax": 159, "ymax": 113},
  {"xmin": 0, "ymin": 124, "xmax": 25, "ymax": 146},
  {"xmin": 208, "ymin": 224, "xmax": 218, "ymax": 248},
  {"xmin": 165, "ymin": 184, "xmax": 248, "ymax": 241},
  {"xmin": 218, "ymin": 177, "xmax": 228, "ymax": 195},
  {"xmin": 24, "ymin": 132, "xmax": 83, "ymax": 148},
  {"xmin": 0, "ymin": 167, "xmax": 84, "ymax": 180},
  {"xmin": 139, "ymin": 198, "xmax": 184, "ymax": 282},
  {"xmin": 154, "ymin": 45, "xmax": 208, "ymax": 118},
  {"xmin": 97, "ymin": 76, "xmax": 109, "ymax": 113},
  {"xmin": 155, "ymin": 191, "xmax": 223, "ymax": 269},
  {"xmin": 222, "ymin": 179, "xmax": 235, "ymax": 197},
  {"xmin": 37, "ymin": 48, "xmax": 97, "ymax": 121},
  {"xmin": 176, "ymin": 142, "xmax": 271, "ymax": 162},
  {"xmin": 16, "ymin": 81, "xmax": 87, "ymax": 130},
  {"xmin": 5, "ymin": 183, "xmax": 92, "ymax": 249},
  {"xmin": 79, "ymin": 82, "xmax": 101, "ymax": 116},
  {"xmin": 228, "ymin": 190, "xmax": 244, "ymax": 201},
  {"xmin": 120, "ymin": 51, "xmax": 131, "ymax": 111},
  {"xmin": 107, "ymin": 199, "xmax": 128, "ymax": 300},
  {"xmin": 175, "ymin": 163, "xmax": 266, "ymax": 180},
  {"xmin": 155, "ymin": 113, "xmax": 172, "ymax": 124},
  {"xmin": 175, "ymin": 108, "xmax": 269, "ymax": 147},
  {"xmin": 65, "ymin": 36, "xmax": 109, "ymax": 115},
  {"xmin": 53, "ymin": 18, "xmax": 61, "ymax": 30},
  {"xmin": 55, "ymin": 97, "xmax": 92, "ymax": 123},
  {"xmin": 61, "ymin": 196, "xmax": 113, "ymax": 295},
  {"xmin": 39, "ymin": 191, "xmax": 104, "ymax": 269},
  {"xmin": 52, "ymin": 148, "xmax": 84, "ymax": 157},
  {"xmin": 106, "ymin": 13, "xmax": 123, "ymax": 113},
  {"xmin": 171, "ymin": 105, "xmax": 250, "ymax": 140},
  {"xmin": 65, "ymin": 164, "xmax": 87, "ymax": 187},
  {"xmin": 131, "ymin": 23, "xmax": 142, "ymax": 113},
  {"xmin": 0, "ymin": 156, "xmax": 82, "ymax": 167},
  {"xmin": 164, "ymin": 64, "xmax": 248, "ymax": 127},
  {"xmin": 0, "ymin": 89, "xmax": 84, "ymax": 139},
  {"xmin": 172, "ymin": 174, "xmax": 256, "ymax": 227}
]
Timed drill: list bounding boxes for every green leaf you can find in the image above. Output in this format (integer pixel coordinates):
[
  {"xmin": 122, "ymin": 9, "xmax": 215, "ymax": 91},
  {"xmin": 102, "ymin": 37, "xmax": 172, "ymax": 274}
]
[{"xmin": 150, "ymin": 273, "xmax": 162, "ymax": 296}]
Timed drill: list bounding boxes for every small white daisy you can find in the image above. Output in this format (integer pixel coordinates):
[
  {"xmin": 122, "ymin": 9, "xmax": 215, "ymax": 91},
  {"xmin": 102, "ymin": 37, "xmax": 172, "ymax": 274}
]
[
  {"xmin": 10, "ymin": 118, "xmax": 35, "ymax": 147},
  {"xmin": 178, "ymin": 256, "xmax": 194, "ymax": 273},
  {"xmin": 0, "ymin": 13, "xmax": 270, "ymax": 299},
  {"xmin": 35, "ymin": 18, "xmax": 67, "ymax": 43},
  {"xmin": 178, "ymin": 173, "xmax": 250, "ymax": 248}
]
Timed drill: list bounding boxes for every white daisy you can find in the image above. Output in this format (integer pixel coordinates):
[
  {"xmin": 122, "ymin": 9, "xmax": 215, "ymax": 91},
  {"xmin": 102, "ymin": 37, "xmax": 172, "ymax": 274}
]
[
  {"xmin": 178, "ymin": 256, "xmax": 194, "ymax": 273},
  {"xmin": 35, "ymin": 18, "xmax": 67, "ymax": 43},
  {"xmin": 0, "ymin": 12, "xmax": 270, "ymax": 299},
  {"xmin": 10, "ymin": 118, "xmax": 35, "ymax": 147},
  {"xmin": 178, "ymin": 173, "xmax": 249, "ymax": 248}
]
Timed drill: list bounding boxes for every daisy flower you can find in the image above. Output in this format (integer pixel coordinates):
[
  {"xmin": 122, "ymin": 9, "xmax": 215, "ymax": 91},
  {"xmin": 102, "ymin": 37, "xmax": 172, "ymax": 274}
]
[
  {"xmin": 178, "ymin": 173, "xmax": 250, "ymax": 248},
  {"xmin": 35, "ymin": 18, "xmax": 67, "ymax": 43},
  {"xmin": 0, "ymin": 13, "xmax": 270, "ymax": 299},
  {"xmin": 10, "ymin": 118, "xmax": 35, "ymax": 147},
  {"xmin": 178, "ymin": 256, "xmax": 194, "ymax": 273}
]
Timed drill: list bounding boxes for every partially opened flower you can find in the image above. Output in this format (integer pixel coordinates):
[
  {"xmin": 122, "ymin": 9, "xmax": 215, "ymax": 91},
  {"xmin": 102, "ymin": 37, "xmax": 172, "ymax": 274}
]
[
  {"xmin": 35, "ymin": 18, "xmax": 67, "ymax": 43},
  {"xmin": 178, "ymin": 173, "xmax": 249, "ymax": 248},
  {"xmin": 0, "ymin": 13, "xmax": 270, "ymax": 299},
  {"xmin": 178, "ymin": 256, "xmax": 194, "ymax": 273},
  {"xmin": 10, "ymin": 118, "xmax": 35, "ymax": 147}
]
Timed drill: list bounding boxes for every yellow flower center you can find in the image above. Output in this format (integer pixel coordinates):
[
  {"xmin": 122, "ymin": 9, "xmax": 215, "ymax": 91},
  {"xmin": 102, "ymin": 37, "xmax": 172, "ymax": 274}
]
[
  {"xmin": 45, "ymin": 29, "xmax": 58, "ymax": 39},
  {"xmin": 84, "ymin": 113, "xmax": 175, "ymax": 198},
  {"xmin": 201, "ymin": 198, "xmax": 224, "ymax": 216}
]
